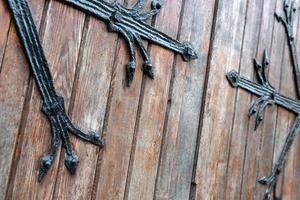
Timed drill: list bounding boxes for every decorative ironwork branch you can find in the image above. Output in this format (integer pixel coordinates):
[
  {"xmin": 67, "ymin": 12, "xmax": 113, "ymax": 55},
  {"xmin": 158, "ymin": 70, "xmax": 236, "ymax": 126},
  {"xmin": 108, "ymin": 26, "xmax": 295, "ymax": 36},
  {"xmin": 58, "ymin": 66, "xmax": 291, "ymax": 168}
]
[
  {"xmin": 227, "ymin": 53, "xmax": 300, "ymax": 200},
  {"xmin": 275, "ymin": 0, "xmax": 300, "ymax": 98},
  {"xmin": 7, "ymin": 0, "xmax": 104, "ymax": 181},
  {"xmin": 6, "ymin": 0, "xmax": 197, "ymax": 181},
  {"xmin": 226, "ymin": 1, "xmax": 300, "ymax": 199},
  {"xmin": 56, "ymin": 0, "xmax": 198, "ymax": 85}
]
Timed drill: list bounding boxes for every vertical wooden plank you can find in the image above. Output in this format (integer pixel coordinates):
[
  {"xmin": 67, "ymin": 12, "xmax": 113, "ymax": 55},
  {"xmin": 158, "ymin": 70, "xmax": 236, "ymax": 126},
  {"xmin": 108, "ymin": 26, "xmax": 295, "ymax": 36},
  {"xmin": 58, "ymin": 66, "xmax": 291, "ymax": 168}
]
[
  {"xmin": 53, "ymin": 0, "xmax": 124, "ymax": 199},
  {"xmin": 273, "ymin": 43, "xmax": 297, "ymax": 199},
  {"xmin": 124, "ymin": 0, "xmax": 184, "ymax": 199},
  {"xmin": 262, "ymin": 1, "xmax": 289, "ymax": 196},
  {"xmin": 223, "ymin": 0, "xmax": 263, "ymax": 199},
  {"xmin": 0, "ymin": 2, "xmax": 11, "ymax": 71},
  {"xmin": 273, "ymin": 106, "xmax": 290, "ymax": 199},
  {"xmin": 0, "ymin": 1, "xmax": 45, "ymax": 199},
  {"xmin": 93, "ymin": 36, "xmax": 143, "ymax": 200},
  {"xmin": 154, "ymin": 0, "xmax": 216, "ymax": 199},
  {"xmin": 253, "ymin": 1, "xmax": 288, "ymax": 199},
  {"xmin": 93, "ymin": 0, "xmax": 157, "ymax": 199},
  {"xmin": 9, "ymin": 1, "xmax": 86, "ymax": 199},
  {"xmin": 284, "ymin": 7, "xmax": 300, "ymax": 198},
  {"xmin": 280, "ymin": 2, "xmax": 300, "ymax": 198},
  {"xmin": 280, "ymin": 116, "xmax": 296, "ymax": 199},
  {"xmin": 240, "ymin": 0, "xmax": 284, "ymax": 199},
  {"xmin": 195, "ymin": 0, "xmax": 248, "ymax": 199}
]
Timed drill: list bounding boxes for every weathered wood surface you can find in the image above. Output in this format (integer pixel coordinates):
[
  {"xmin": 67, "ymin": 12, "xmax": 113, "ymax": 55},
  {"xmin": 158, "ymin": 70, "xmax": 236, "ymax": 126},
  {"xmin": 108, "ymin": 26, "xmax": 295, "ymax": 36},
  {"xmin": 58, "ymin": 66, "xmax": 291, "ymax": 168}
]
[{"xmin": 1, "ymin": 0, "xmax": 300, "ymax": 199}]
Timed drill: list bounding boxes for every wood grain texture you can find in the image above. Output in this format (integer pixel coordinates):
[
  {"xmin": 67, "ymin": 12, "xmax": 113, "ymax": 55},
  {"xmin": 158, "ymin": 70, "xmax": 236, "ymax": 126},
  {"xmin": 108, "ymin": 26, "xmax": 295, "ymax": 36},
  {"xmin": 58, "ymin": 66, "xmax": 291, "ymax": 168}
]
[
  {"xmin": 8, "ymin": 1, "xmax": 86, "ymax": 199},
  {"xmin": 0, "ymin": 1, "xmax": 11, "ymax": 71},
  {"xmin": 224, "ymin": 0, "xmax": 263, "ymax": 199},
  {"xmin": 94, "ymin": 0, "xmax": 146, "ymax": 198},
  {"xmin": 2, "ymin": 0, "xmax": 300, "ymax": 199},
  {"xmin": 124, "ymin": 0, "xmax": 184, "ymax": 199},
  {"xmin": 53, "ymin": 0, "xmax": 123, "ymax": 199},
  {"xmin": 154, "ymin": 0, "xmax": 216, "ymax": 199},
  {"xmin": 195, "ymin": 0, "xmax": 248, "ymax": 199},
  {"xmin": 278, "ymin": 2, "xmax": 300, "ymax": 197},
  {"xmin": 0, "ymin": 1, "xmax": 45, "ymax": 199},
  {"xmin": 282, "ymin": 7, "xmax": 300, "ymax": 198},
  {"xmin": 239, "ymin": 0, "xmax": 279, "ymax": 199}
]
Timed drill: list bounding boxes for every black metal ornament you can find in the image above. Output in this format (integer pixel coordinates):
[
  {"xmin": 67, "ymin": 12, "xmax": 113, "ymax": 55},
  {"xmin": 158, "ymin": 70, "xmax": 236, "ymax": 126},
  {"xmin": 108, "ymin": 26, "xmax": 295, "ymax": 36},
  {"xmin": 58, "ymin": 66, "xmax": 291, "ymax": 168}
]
[
  {"xmin": 6, "ymin": 0, "xmax": 197, "ymax": 181},
  {"xmin": 7, "ymin": 0, "xmax": 105, "ymax": 181},
  {"xmin": 57, "ymin": 0, "xmax": 198, "ymax": 85},
  {"xmin": 227, "ymin": 1, "xmax": 300, "ymax": 199}
]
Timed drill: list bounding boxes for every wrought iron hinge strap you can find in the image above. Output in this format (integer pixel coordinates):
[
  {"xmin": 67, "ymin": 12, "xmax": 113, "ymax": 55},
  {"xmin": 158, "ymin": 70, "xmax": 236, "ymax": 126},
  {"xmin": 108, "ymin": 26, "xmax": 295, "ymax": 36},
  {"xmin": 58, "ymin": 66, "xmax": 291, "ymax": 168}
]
[
  {"xmin": 56, "ymin": 0, "xmax": 198, "ymax": 85},
  {"xmin": 60, "ymin": 0, "xmax": 195, "ymax": 58},
  {"xmin": 227, "ymin": 70, "xmax": 300, "ymax": 114},
  {"xmin": 275, "ymin": 0, "xmax": 300, "ymax": 97},
  {"xmin": 226, "ymin": 1, "xmax": 300, "ymax": 199},
  {"xmin": 7, "ymin": 0, "xmax": 56, "ymax": 101},
  {"xmin": 7, "ymin": 0, "xmax": 105, "ymax": 181}
]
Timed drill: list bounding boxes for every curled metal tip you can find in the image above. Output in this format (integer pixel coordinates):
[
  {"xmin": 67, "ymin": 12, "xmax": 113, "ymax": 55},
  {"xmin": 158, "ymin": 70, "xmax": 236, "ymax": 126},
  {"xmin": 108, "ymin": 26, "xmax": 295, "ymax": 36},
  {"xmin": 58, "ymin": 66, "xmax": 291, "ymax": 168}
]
[{"xmin": 89, "ymin": 131, "xmax": 105, "ymax": 147}]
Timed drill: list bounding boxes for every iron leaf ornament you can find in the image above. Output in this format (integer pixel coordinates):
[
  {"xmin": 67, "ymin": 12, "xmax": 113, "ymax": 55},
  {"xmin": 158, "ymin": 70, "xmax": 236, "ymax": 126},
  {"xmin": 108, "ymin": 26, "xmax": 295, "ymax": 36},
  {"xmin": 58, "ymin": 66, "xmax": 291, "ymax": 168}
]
[
  {"xmin": 227, "ymin": 0, "xmax": 300, "ymax": 199},
  {"xmin": 57, "ymin": 0, "xmax": 198, "ymax": 85},
  {"xmin": 6, "ymin": 0, "xmax": 197, "ymax": 181}
]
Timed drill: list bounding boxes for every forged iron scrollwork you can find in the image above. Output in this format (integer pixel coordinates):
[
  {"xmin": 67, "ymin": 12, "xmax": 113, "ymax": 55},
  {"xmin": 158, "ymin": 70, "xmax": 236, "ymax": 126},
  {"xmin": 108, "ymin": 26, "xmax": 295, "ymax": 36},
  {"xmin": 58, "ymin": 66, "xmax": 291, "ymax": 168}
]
[
  {"xmin": 57, "ymin": 0, "xmax": 198, "ymax": 85},
  {"xmin": 6, "ymin": 0, "xmax": 197, "ymax": 181},
  {"xmin": 7, "ymin": 0, "xmax": 105, "ymax": 181},
  {"xmin": 227, "ymin": 0, "xmax": 300, "ymax": 199}
]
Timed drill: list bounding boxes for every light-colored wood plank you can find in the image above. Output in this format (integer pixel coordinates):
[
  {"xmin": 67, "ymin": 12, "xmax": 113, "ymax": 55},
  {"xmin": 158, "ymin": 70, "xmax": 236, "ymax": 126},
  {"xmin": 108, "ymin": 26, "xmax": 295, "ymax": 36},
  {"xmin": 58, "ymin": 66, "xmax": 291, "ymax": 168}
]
[
  {"xmin": 124, "ymin": 0, "xmax": 184, "ymax": 199},
  {"xmin": 280, "ymin": 2, "xmax": 300, "ymax": 197},
  {"xmin": 195, "ymin": 0, "xmax": 248, "ymax": 198},
  {"xmin": 224, "ymin": 0, "xmax": 263, "ymax": 199},
  {"xmin": 254, "ymin": 3, "xmax": 292, "ymax": 198},
  {"xmin": 9, "ymin": 1, "xmax": 86, "ymax": 199},
  {"xmin": 0, "ymin": 1, "xmax": 45, "ymax": 199},
  {"xmin": 240, "ymin": 1, "xmax": 284, "ymax": 199},
  {"xmin": 53, "ymin": 0, "xmax": 124, "ymax": 199},
  {"xmin": 0, "ymin": 2, "xmax": 11, "ymax": 71},
  {"xmin": 283, "ymin": 7, "xmax": 300, "ymax": 198},
  {"xmin": 154, "ymin": 0, "xmax": 216, "ymax": 199},
  {"xmin": 93, "ymin": 0, "xmax": 150, "ymax": 199}
]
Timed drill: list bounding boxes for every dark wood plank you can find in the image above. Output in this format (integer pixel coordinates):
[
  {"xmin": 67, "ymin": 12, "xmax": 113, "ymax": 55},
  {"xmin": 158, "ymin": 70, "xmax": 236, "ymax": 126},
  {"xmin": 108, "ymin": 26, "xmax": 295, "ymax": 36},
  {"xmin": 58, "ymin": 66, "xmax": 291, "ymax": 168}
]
[
  {"xmin": 8, "ymin": 1, "xmax": 86, "ymax": 199},
  {"xmin": 0, "ymin": 1, "xmax": 45, "ymax": 199},
  {"xmin": 153, "ymin": 0, "xmax": 216, "ymax": 199},
  {"xmin": 195, "ymin": 0, "xmax": 248, "ymax": 198}
]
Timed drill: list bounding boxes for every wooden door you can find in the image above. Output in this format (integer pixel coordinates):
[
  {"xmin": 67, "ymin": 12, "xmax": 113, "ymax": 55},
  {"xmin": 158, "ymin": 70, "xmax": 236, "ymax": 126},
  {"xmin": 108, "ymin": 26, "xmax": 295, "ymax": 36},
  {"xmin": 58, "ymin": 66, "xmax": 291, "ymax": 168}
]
[{"xmin": 1, "ymin": 0, "xmax": 300, "ymax": 199}]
